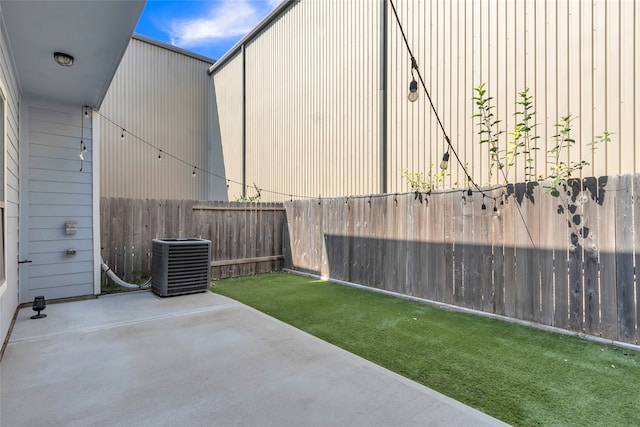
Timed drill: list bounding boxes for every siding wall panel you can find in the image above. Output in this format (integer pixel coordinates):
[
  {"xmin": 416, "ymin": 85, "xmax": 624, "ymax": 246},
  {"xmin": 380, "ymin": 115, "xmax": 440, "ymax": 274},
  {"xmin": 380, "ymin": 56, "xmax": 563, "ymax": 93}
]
[
  {"xmin": 100, "ymin": 37, "xmax": 214, "ymax": 199},
  {"xmin": 23, "ymin": 102, "xmax": 95, "ymax": 302},
  {"xmin": 0, "ymin": 5, "xmax": 20, "ymax": 345},
  {"xmin": 212, "ymin": 53, "xmax": 243, "ymax": 200},
  {"xmin": 214, "ymin": 0, "xmax": 380, "ymax": 202},
  {"xmin": 210, "ymin": 0, "xmax": 639, "ymax": 200}
]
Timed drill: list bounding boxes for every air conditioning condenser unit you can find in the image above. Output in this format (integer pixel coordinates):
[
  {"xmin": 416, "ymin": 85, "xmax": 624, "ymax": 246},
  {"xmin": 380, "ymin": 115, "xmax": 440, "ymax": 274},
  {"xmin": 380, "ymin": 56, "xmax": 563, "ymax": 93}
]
[{"xmin": 151, "ymin": 238, "xmax": 211, "ymax": 297}]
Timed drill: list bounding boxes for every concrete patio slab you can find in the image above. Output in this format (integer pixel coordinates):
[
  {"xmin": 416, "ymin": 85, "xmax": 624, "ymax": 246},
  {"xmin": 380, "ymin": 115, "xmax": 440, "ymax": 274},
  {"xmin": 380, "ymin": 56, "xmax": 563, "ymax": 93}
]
[{"xmin": 1, "ymin": 291, "xmax": 509, "ymax": 426}]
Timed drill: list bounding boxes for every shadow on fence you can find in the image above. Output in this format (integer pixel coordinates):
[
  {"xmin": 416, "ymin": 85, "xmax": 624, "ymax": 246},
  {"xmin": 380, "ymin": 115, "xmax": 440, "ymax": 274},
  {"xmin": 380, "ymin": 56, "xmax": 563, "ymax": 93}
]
[{"xmin": 283, "ymin": 175, "xmax": 640, "ymax": 345}]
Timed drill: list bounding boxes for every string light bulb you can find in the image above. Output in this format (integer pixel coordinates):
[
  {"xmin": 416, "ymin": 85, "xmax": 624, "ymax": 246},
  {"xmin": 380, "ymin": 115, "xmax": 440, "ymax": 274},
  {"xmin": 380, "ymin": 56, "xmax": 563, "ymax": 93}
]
[
  {"xmin": 440, "ymin": 151, "xmax": 450, "ymax": 170},
  {"xmin": 84, "ymin": 108, "xmax": 89, "ymax": 118},
  {"xmin": 121, "ymin": 129, "xmax": 125, "ymax": 140},
  {"xmin": 467, "ymin": 188, "xmax": 473, "ymax": 198},
  {"xmin": 481, "ymin": 195, "xmax": 487, "ymax": 210},
  {"xmin": 157, "ymin": 150, "xmax": 162, "ymax": 161},
  {"xmin": 408, "ymin": 77, "xmax": 418, "ymax": 102},
  {"xmin": 192, "ymin": 166, "xmax": 196, "ymax": 177}
]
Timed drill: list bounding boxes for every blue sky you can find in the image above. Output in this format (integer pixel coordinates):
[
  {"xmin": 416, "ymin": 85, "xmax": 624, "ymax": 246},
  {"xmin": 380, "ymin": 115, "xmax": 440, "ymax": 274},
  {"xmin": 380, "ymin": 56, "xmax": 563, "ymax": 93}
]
[{"xmin": 135, "ymin": 0, "xmax": 282, "ymax": 60}]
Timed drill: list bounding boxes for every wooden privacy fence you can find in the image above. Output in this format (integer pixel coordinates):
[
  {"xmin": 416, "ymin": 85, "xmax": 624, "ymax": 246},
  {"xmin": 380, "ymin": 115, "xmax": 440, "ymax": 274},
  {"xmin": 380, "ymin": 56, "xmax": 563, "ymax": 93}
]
[
  {"xmin": 100, "ymin": 198, "xmax": 286, "ymax": 281},
  {"xmin": 284, "ymin": 175, "xmax": 640, "ymax": 345}
]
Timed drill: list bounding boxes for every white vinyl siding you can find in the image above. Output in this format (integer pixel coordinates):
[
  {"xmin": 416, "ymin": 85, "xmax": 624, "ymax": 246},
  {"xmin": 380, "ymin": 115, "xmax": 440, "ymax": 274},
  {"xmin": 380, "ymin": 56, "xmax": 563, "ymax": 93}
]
[
  {"xmin": 21, "ymin": 100, "xmax": 94, "ymax": 302},
  {"xmin": 0, "ymin": 8, "xmax": 21, "ymax": 344}
]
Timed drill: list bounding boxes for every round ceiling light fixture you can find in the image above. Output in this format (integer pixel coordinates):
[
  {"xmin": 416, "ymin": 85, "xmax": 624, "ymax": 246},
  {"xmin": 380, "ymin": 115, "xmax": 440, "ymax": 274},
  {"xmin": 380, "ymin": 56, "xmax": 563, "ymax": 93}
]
[{"xmin": 53, "ymin": 52, "xmax": 74, "ymax": 67}]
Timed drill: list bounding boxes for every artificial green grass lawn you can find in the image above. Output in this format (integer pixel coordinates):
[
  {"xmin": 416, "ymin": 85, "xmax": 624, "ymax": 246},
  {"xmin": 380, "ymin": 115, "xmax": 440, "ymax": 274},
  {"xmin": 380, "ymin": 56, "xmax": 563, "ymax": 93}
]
[{"xmin": 210, "ymin": 273, "xmax": 640, "ymax": 426}]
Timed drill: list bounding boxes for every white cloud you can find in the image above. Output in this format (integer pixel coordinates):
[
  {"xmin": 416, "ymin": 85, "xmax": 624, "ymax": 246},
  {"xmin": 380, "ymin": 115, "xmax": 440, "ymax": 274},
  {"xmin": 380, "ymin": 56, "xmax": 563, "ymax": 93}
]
[{"xmin": 169, "ymin": 0, "xmax": 280, "ymax": 48}]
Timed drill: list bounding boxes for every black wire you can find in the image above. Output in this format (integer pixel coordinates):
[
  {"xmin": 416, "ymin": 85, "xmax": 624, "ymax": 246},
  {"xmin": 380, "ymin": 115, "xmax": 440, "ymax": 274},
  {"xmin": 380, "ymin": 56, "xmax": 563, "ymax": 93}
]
[
  {"xmin": 79, "ymin": 106, "xmax": 85, "ymax": 172},
  {"xmin": 92, "ymin": 108, "xmax": 314, "ymax": 200},
  {"xmin": 387, "ymin": 0, "xmax": 537, "ymax": 249},
  {"xmin": 388, "ymin": 0, "xmax": 481, "ymax": 193},
  {"xmin": 95, "ymin": 106, "xmax": 515, "ymax": 208}
]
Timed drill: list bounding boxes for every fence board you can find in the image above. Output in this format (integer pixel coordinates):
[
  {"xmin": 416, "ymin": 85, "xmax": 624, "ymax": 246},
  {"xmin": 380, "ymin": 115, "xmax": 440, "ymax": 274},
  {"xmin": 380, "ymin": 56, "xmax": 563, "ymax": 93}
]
[
  {"xmin": 538, "ymin": 185, "xmax": 557, "ymax": 327},
  {"xmin": 117, "ymin": 198, "xmax": 127, "ymax": 277},
  {"xmin": 363, "ymin": 196, "xmax": 376, "ymax": 289},
  {"xmin": 635, "ymin": 175, "xmax": 640, "ymax": 343},
  {"xmin": 597, "ymin": 175, "xmax": 618, "ymax": 339},
  {"xmin": 453, "ymin": 194, "xmax": 466, "ymax": 305},
  {"xmin": 514, "ymin": 183, "xmax": 535, "ymax": 321},
  {"xmin": 468, "ymin": 194, "xmax": 484, "ymax": 310},
  {"xmin": 442, "ymin": 192, "xmax": 455, "ymax": 305},
  {"xmin": 480, "ymin": 191, "xmax": 495, "ymax": 313},
  {"xmin": 502, "ymin": 187, "xmax": 516, "ymax": 317},
  {"xmin": 407, "ymin": 195, "xmax": 422, "ymax": 297},
  {"xmin": 582, "ymin": 177, "xmax": 601, "ymax": 336},
  {"xmin": 131, "ymin": 199, "xmax": 143, "ymax": 279},
  {"xmin": 567, "ymin": 179, "xmax": 585, "ymax": 332},
  {"xmin": 397, "ymin": 195, "xmax": 409, "ymax": 295},
  {"xmin": 551, "ymin": 189, "xmax": 570, "ymax": 330},
  {"xmin": 141, "ymin": 198, "xmax": 154, "ymax": 275},
  {"xmin": 350, "ymin": 198, "xmax": 364, "ymax": 286},
  {"xmin": 529, "ymin": 184, "xmax": 542, "ymax": 324},
  {"xmin": 383, "ymin": 196, "xmax": 400, "ymax": 293},
  {"xmin": 492, "ymin": 190, "xmax": 505, "ymax": 315},
  {"xmin": 427, "ymin": 193, "xmax": 443, "ymax": 301},
  {"xmin": 616, "ymin": 175, "xmax": 635, "ymax": 342}
]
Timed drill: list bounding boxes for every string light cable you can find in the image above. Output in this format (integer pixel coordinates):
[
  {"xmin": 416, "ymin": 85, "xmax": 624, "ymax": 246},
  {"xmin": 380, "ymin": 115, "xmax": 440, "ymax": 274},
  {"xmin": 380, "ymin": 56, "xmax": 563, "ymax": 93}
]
[
  {"xmin": 89, "ymin": 112, "xmax": 508, "ymax": 204},
  {"xmin": 79, "ymin": 106, "xmax": 89, "ymax": 171},
  {"xmin": 91, "ymin": 107, "xmax": 312, "ymax": 201},
  {"xmin": 387, "ymin": 0, "xmax": 537, "ymax": 248}
]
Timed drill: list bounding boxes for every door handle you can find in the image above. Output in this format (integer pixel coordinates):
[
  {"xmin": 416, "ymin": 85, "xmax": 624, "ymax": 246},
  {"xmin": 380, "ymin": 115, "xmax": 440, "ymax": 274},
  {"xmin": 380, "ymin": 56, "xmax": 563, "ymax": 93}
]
[{"xmin": 18, "ymin": 259, "xmax": 32, "ymax": 264}]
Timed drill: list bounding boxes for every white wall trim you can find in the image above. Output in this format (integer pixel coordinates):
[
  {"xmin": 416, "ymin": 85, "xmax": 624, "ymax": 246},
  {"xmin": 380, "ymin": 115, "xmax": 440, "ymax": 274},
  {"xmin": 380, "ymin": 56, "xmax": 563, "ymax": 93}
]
[
  {"xmin": 17, "ymin": 97, "xmax": 29, "ymax": 303},
  {"xmin": 92, "ymin": 111, "xmax": 101, "ymax": 295},
  {"xmin": 0, "ymin": 79, "xmax": 7, "ymax": 296}
]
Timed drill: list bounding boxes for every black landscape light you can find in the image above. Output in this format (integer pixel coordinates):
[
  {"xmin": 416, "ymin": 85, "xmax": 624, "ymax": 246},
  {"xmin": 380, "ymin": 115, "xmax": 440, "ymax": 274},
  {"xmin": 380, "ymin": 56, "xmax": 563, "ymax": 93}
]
[{"xmin": 31, "ymin": 296, "xmax": 47, "ymax": 319}]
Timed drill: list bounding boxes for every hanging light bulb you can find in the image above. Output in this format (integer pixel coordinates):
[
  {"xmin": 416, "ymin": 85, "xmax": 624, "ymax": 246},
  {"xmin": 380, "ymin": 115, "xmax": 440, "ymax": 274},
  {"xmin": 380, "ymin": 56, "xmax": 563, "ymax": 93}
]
[
  {"xmin": 158, "ymin": 150, "xmax": 162, "ymax": 161},
  {"xmin": 408, "ymin": 77, "xmax": 419, "ymax": 102},
  {"xmin": 192, "ymin": 166, "xmax": 196, "ymax": 177},
  {"xmin": 467, "ymin": 188, "xmax": 473, "ymax": 198},
  {"xmin": 481, "ymin": 195, "xmax": 487, "ymax": 210},
  {"xmin": 121, "ymin": 129, "xmax": 125, "ymax": 140},
  {"xmin": 440, "ymin": 151, "xmax": 450, "ymax": 170},
  {"xmin": 84, "ymin": 108, "xmax": 89, "ymax": 118}
]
